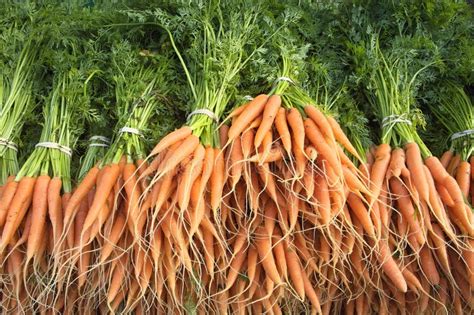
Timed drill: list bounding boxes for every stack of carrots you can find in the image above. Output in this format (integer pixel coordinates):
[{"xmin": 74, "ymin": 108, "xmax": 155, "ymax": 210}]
[{"xmin": 0, "ymin": 2, "xmax": 472, "ymax": 315}]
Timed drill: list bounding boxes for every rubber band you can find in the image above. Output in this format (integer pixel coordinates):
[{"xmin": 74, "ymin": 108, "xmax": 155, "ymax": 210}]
[
  {"xmin": 243, "ymin": 95, "xmax": 254, "ymax": 101},
  {"xmin": 89, "ymin": 143, "xmax": 109, "ymax": 148},
  {"xmin": 273, "ymin": 76, "xmax": 294, "ymax": 84},
  {"xmin": 187, "ymin": 109, "xmax": 218, "ymax": 123},
  {"xmin": 381, "ymin": 114, "xmax": 412, "ymax": 128},
  {"xmin": 119, "ymin": 127, "xmax": 142, "ymax": 136},
  {"xmin": 35, "ymin": 142, "xmax": 72, "ymax": 156},
  {"xmin": 0, "ymin": 138, "xmax": 18, "ymax": 152},
  {"xmin": 451, "ymin": 129, "xmax": 474, "ymax": 141},
  {"xmin": 89, "ymin": 135, "xmax": 110, "ymax": 143}
]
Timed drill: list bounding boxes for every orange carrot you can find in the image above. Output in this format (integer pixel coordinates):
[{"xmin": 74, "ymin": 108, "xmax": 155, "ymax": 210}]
[
  {"xmin": 0, "ymin": 176, "xmax": 36, "ymax": 250},
  {"xmin": 419, "ymin": 244, "xmax": 440, "ymax": 285},
  {"xmin": 304, "ymin": 118, "xmax": 341, "ymax": 173},
  {"xmin": 347, "ymin": 193, "xmax": 375, "ymax": 237},
  {"xmin": 275, "ymin": 107, "xmax": 292, "ymax": 154},
  {"xmin": 285, "ymin": 244, "xmax": 305, "ymax": 300},
  {"xmin": 150, "ymin": 126, "xmax": 192, "ymax": 156},
  {"xmin": 83, "ymin": 163, "xmax": 121, "ymax": 232},
  {"xmin": 48, "ymin": 177, "xmax": 63, "ymax": 246},
  {"xmin": 255, "ymin": 227, "xmax": 281, "ymax": 285},
  {"xmin": 227, "ymin": 94, "xmax": 268, "ymax": 141},
  {"xmin": 456, "ymin": 160, "xmax": 470, "ymax": 198},
  {"xmin": 388, "ymin": 148, "xmax": 406, "ymax": 178},
  {"xmin": 447, "ymin": 153, "xmax": 461, "ymax": 176},
  {"xmin": 26, "ymin": 175, "xmax": 51, "ymax": 261},
  {"xmin": 157, "ymin": 134, "xmax": 200, "ymax": 175},
  {"xmin": 376, "ymin": 239, "xmax": 407, "ymax": 292},
  {"xmin": 368, "ymin": 143, "xmax": 392, "ymax": 204},
  {"xmin": 63, "ymin": 166, "xmax": 99, "ymax": 226},
  {"xmin": 440, "ymin": 150, "xmax": 453, "ymax": 168},
  {"xmin": 0, "ymin": 180, "xmax": 18, "ymax": 228},
  {"xmin": 254, "ymin": 94, "xmax": 281, "ymax": 148},
  {"xmin": 211, "ymin": 148, "xmax": 225, "ymax": 212},
  {"xmin": 405, "ymin": 142, "xmax": 430, "ymax": 202}
]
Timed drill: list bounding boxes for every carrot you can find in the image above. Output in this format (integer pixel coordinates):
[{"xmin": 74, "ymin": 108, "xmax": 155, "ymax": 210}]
[
  {"xmin": 368, "ymin": 143, "xmax": 391, "ymax": 204},
  {"xmin": 429, "ymin": 224, "xmax": 450, "ymax": 274},
  {"xmin": 327, "ymin": 115, "xmax": 363, "ymax": 162},
  {"xmin": 150, "ymin": 126, "xmax": 192, "ymax": 156},
  {"xmin": 447, "ymin": 153, "xmax": 461, "ymax": 175},
  {"xmin": 211, "ymin": 148, "xmax": 225, "ymax": 212},
  {"xmin": 254, "ymin": 94, "xmax": 281, "ymax": 148},
  {"xmin": 275, "ymin": 107, "xmax": 292, "ymax": 154},
  {"xmin": 304, "ymin": 106, "xmax": 335, "ymax": 141},
  {"xmin": 347, "ymin": 193, "xmax": 375, "ymax": 237},
  {"xmin": 387, "ymin": 148, "xmax": 406, "ymax": 178},
  {"xmin": 304, "ymin": 119, "xmax": 341, "ymax": 173},
  {"xmin": 0, "ymin": 180, "xmax": 18, "ymax": 228},
  {"xmin": 227, "ymin": 94, "xmax": 268, "ymax": 141},
  {"xmin": 100, "ymin": 213, "xmax": 126, "ymax": 263},
  {"xmin": 48, "ymin": 177, "xmax": 63, "ymax": 246},
  {"xmin": 107, "ymin": 255, "xmax": 128, "ymax": 303},
  {"xmin": 25, "ymin": 175, "xmax": 51, "ymax": 261},
  {"xmin": 376, "ymin": 239, "xmax": 407, "ymax": 292},
  {"xmin": 177, "ymin": 144, "xmax": 205, "ymax": 210},
  {"xmin": 440, "ymin": 150, "xmax": 453, "ymax": 168},
  {"xmin": 284, "ymin": 243, "xmax": 305, "ymax": 300},
  {"xmin": 315, "ymin": 175, "xmax": 331, "ymax": 225},
  {"xmin": 389, "ymin": 177, "xmax": 425, "ymax": 245},
  {"xmin": 456, "ymin": 160, "xmax": 470, "ymax": 198},
  {"xmin": 63, "ymin": 166, "xmax": 99, "ymax": 226},
  {"xmin": 0, "ymin": 176, "xmax": 36, "ymax": 250},
  {"xmin": 301, "ymin": 270, "xmax": 322, "ymax": 313},
  {"xmin": 272, "ymin": 233, "xmax": 287, "ymax": 279},
  {"xmin": 405, "ymin": 142, "xmax": 430, "ymax": 202},
  {"xmin": 83, "ymin": 163, "xmax": 120, "ymax": 230},
  {"xmin": 157, "ymin": 135, "xmax": 200, "ymax": 176},
  {"xmin": 255, "ymin": 227, "xmax": 281, "ymax": 285},
  {"xmin": 224, "ymin": 245, "xmax": 247, "ymax": 290},
  {"xmin": 419, "ymin": 244, "xmax": 440, "ymax": 285},
  {"xmin": 287, "ymin": 108, "xmax": 305, "ymax": 157},
  {"xmin": 229, "ymin": 136, "xmax": 244, "ymax": 188}
]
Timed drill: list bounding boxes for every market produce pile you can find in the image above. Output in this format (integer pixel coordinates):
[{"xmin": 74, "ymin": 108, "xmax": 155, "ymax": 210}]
[{"xmin": 0, "ymin": 1, "xmax": 473, "ymax": 314}]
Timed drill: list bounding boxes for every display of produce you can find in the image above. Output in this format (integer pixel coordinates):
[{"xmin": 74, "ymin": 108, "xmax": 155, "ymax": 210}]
[{"xmin": 0, "ymin": 1, "xmax": 472, "ymax": 314}]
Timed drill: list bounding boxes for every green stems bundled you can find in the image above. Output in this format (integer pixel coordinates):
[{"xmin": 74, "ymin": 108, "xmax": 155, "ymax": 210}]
[
  {"xmin": 77, "ymin": 136, "xmax": 110, "ymax": 180},
  {"xmin": 16, "ymin": 71, "xmax": 84, "ymax": 193},
  {"xmin": 0, "ymin": 44, "xmax": 37, "ymax": 184},
  {"xmin": 430, "ymin": 82, "xmax": 473, "ymax": 161},
  {"xmin": 365, "ymin": 37, "xmax": 432, "ymax": 157}
]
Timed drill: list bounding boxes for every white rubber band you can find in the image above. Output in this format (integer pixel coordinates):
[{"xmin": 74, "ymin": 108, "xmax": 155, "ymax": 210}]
[
  {"xmin": 89, "ymin": 143, "xmax": 109, "ymax": 148},
  {"xmin": 274, "ymin": 76, "xmax": 294, "ymax": 84},
  {"xmin": 243, "ymin": 95, "xmax": 254, "ymax": 101},
  {"xmin": 451, "ymin": 129, "xmax": 474, "ymax": 141},
  {"xmin": 0, "ymin": 138, "xmax": 18, "ymax": 152},
  {"xmin": 35, "ymin": 142, "xmax": 72, "ymax": 156},
  {"xmin": 89, "ymin": 135, "xmax": 110, "ymax": 143},
  {"xmin": 187, "ymin": 109, "xmax": 218, "ymax": 123},
  {"xmin": 381, "ymin": 114, "xmax": 412, "ymax": 128},
  {"xmin": 119, "ymin": 127, "xmax": 142, "ymax": 136}
]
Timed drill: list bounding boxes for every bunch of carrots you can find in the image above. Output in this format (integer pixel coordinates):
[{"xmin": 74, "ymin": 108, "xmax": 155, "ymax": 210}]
[{"xmin": 0, "ymin": 2, "xmax": 472, "ymax": 315}]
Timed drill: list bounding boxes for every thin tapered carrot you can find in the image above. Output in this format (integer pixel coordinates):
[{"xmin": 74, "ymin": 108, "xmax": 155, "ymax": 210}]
[
  {"xmin": 440, "ymin": 150, "xmax": 453, "ymax": 168},
  {"xmin": 347, "ymin": 193, "xmax": 375, "ymax": 237},
  {"xmin": 447, "ymin": 153, "xmax": 461, "ymax": 176},
  {"xmin": 405, "ymin": 142, "xmax": 430, "ymax": 202},
  {"xmin": 389, "ymin": 177, "xmax": 425, "ymax": 245},
  {"xmin": 343, "ymin": 166, "xmax": 370, "ymax": 195},
  {"xmin": 100, "ymin": 213, "xmax": 126, "ymax": 263},
  {"xmin": 285, "ymin": 243, "xmax": 305, "ymax": 300},
  {"xmin": 177, "ymin": 144, "xmax": 205, "ymax": 210},
  {"xmin": 304, "ymin": 119, "xmax": 341, "ymax": 173},
  {"xmin": 315, "ymin": 174, "xmax": 331, "ymax": 225},
  {"xmin": 63, "ymin": 166, "xmax": 99, "ymax": 226},
  {"xmin": 327, "ymin": 115, "xmax": 363, "ymax": 162},
  {"xmin": 368, "ymin": 143, "xmax": 391, "ymax": 205},
  {"xmin": 123, "ymin": 163, "xmax": 143, "ymax": 232},
  {"xmin": 219, "ymin": 124, "xmax": 229, "ymax": 148},
  {"xmin": 107, "ymin": 255, "xmax": 128, "ymax": 303},
  {"xmin": 0, "ymin": 180, "xmax": 18, "ymax": 228},
  {"xmin": 157, "ymin": 135, "xmax": 200, "ymax": 176},
  {"xmin": 302, "ymin": 270, "xmax": 322, "ymax": 313},
  {"xmin": 48, "ymin": 177, "xmax": 63, "ymax": 246},
  {"xmin": 255, "ymin": 226, "xmax": 281, "ymax": 285},
  {"xmin": 456, "ymin": 160, "xmax": 470, "ymax": 198},
  {"xmin": 419, "ymin": 244, "xmax": 440, "ymax": 285},
  {"xmin": 376, "ymin": 239, "xmax": 407, "ymax": 292},
  {"xmin": 73, "ymin": 199, "xmax": 88, "ymax": 248},
  {"xmin": 229, "ymin": 136, "xmax": 243, "ymax": 188},
  {"xmin": 224, "ymin": 246, "xmax": 247, "ymax": 290},
  {"xmin": 429, "ymin": 224, "xmax": 450, "ymax": 274},
  {"xmin": 254, "ymin": 94, "xmax": 281, "ymax": 148},
  {"xmin": 0, "ymin": 176, "xmax": 36, "ymax": 250},
  {"xmin": 211, "ymin": 148, "xmax": 225, "ymax": 212},
  {"xmin": 304, "ymin": 106, "xmax": 335, "ymax": 142},
  {"xmin": 388, "ymin": 148, "xmax": 406, "ymax": 178},
  {"xmin": 150, "ymin": 126, "xmax": 192, "ymax": 156},
  {"xmin": 228, "ymin": 94, "xmax": 268, "ymax": 141},
  {"xmin": 287, "ymin": 108, "xmax": 305, "ymax": 167},
  {"xmin": 249, "ymin": 145, "xmax": 283, "ymax": 164},
  {"xmin": 272, "ymin": 233, "xmax": 287, "ymax": 279},
  {"xmin": 26, "ymin": 175, "xmax": 51, "ymax": 261},
  {"xmin": 85, "ymin": 163, "xmax": 120, "ymax": 220},
  {"xmin": 275, "ymin": 107, "xmax": 291, "ymax": 154}
]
